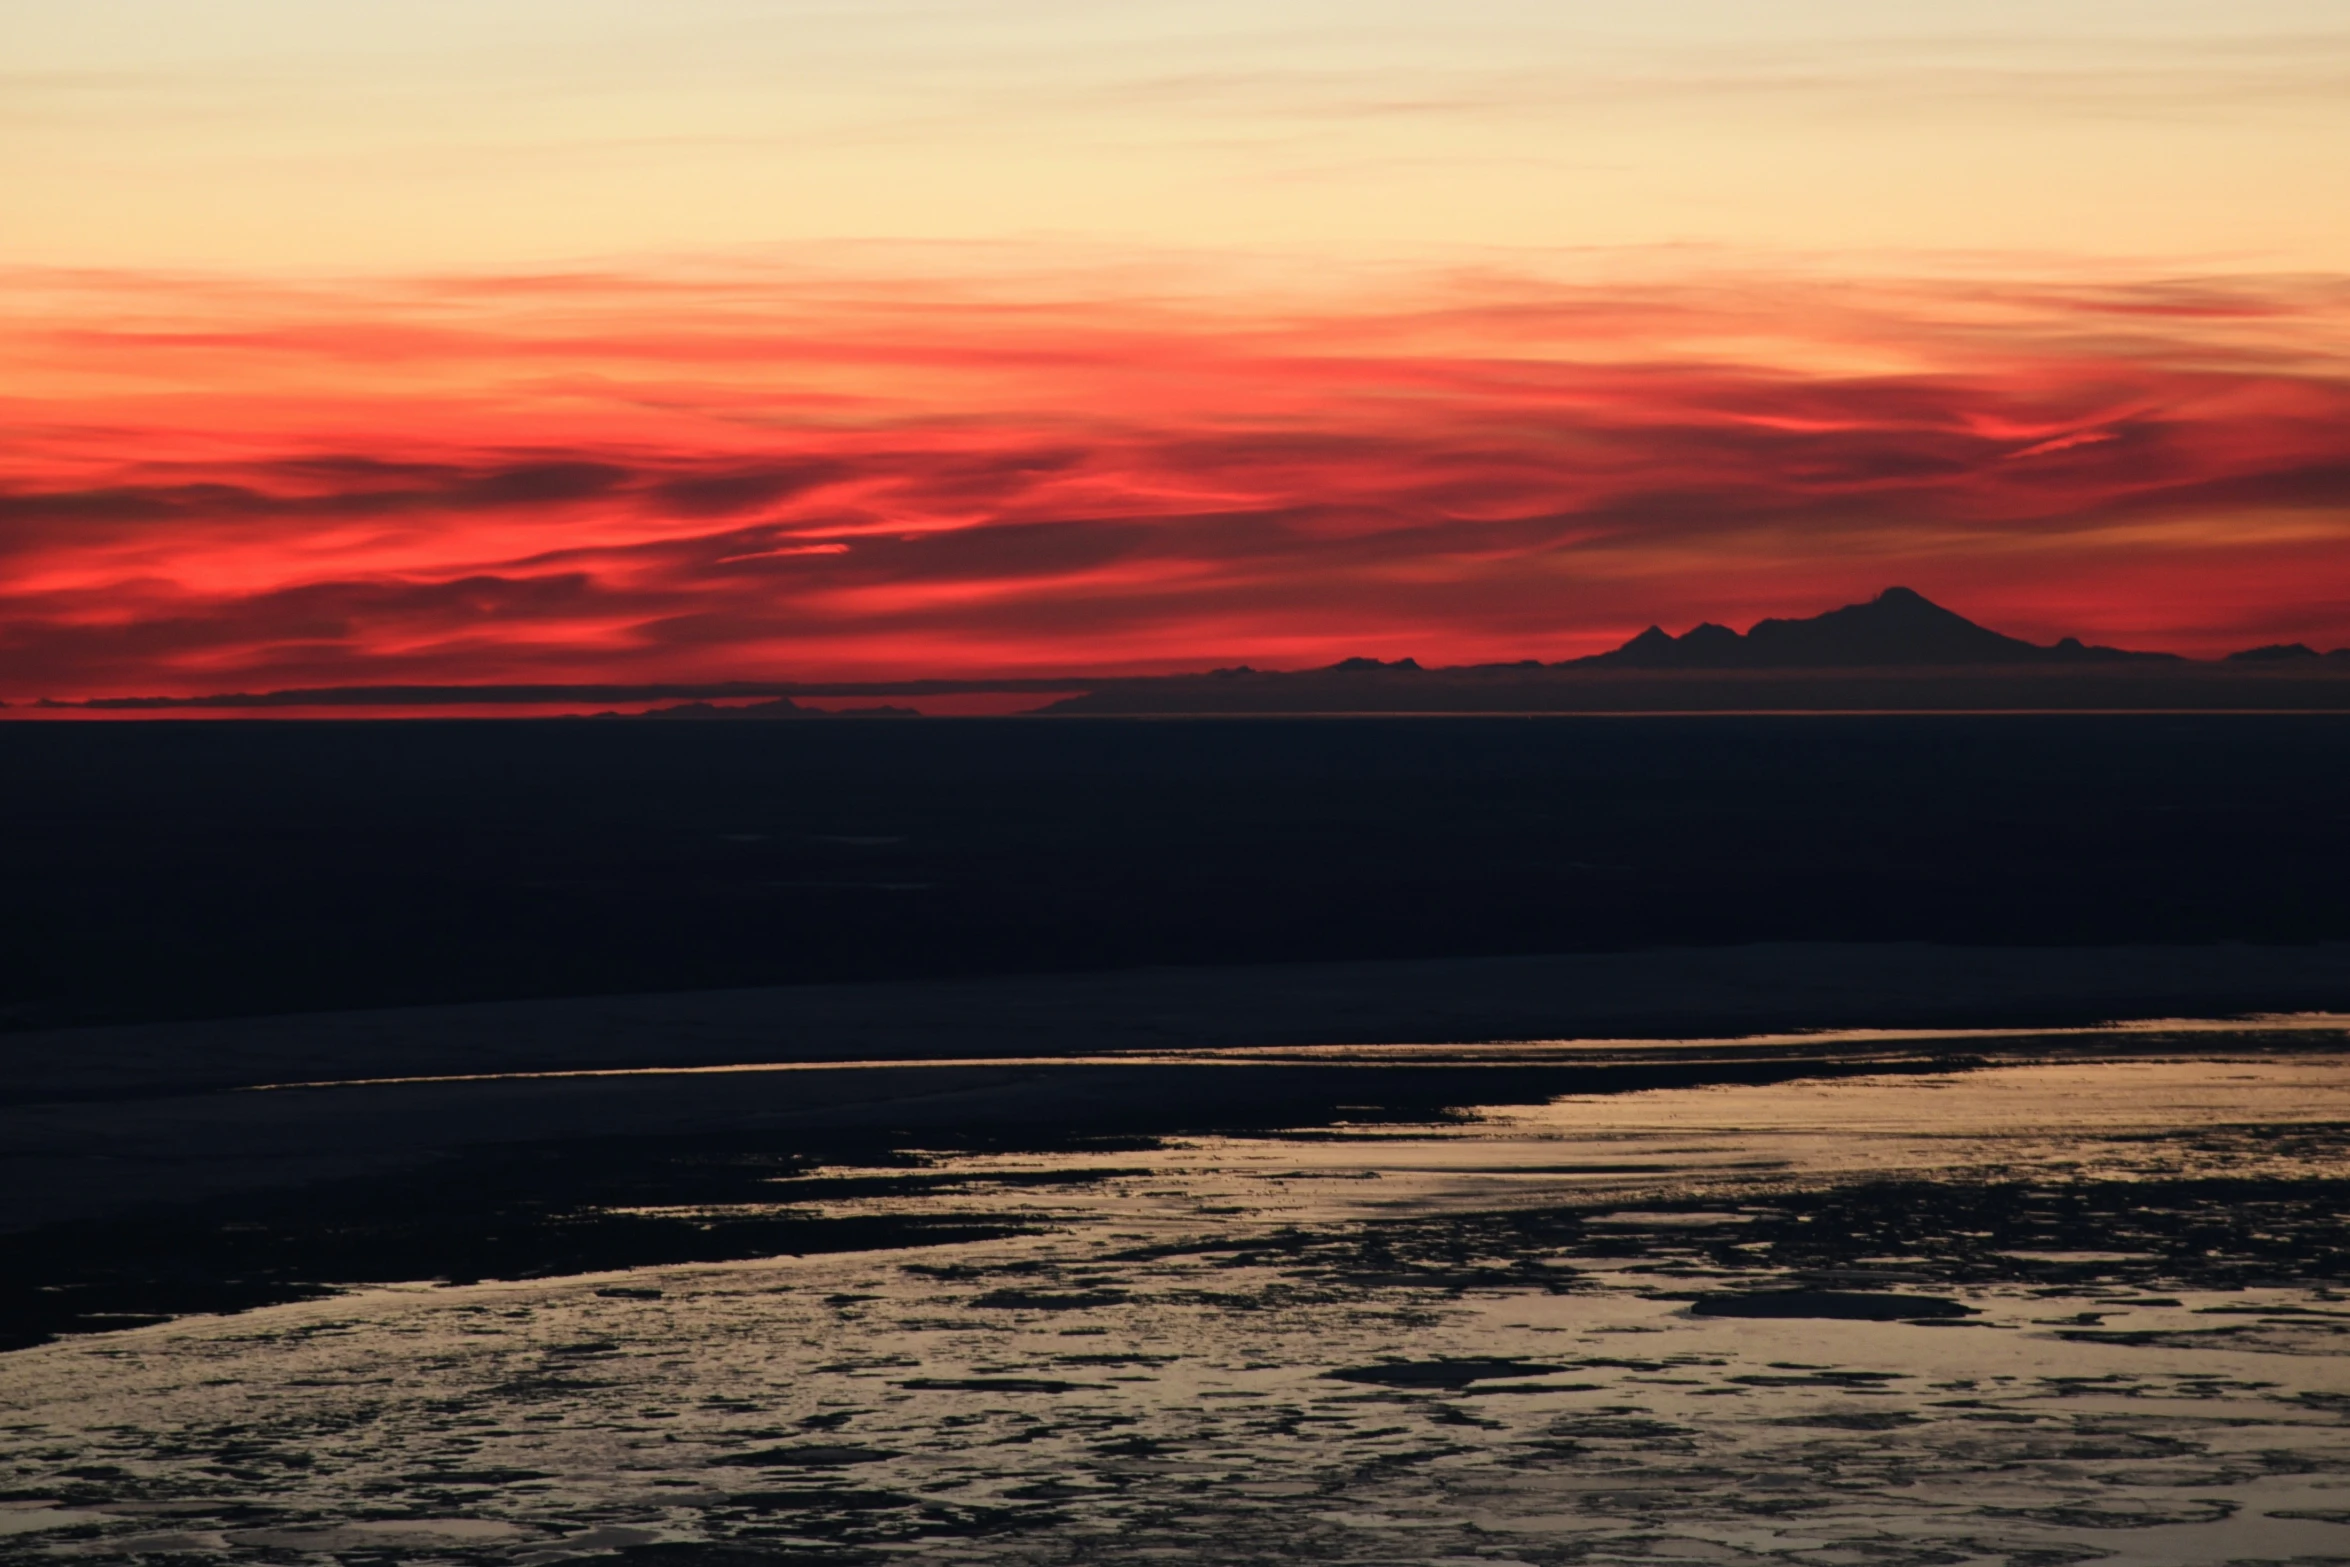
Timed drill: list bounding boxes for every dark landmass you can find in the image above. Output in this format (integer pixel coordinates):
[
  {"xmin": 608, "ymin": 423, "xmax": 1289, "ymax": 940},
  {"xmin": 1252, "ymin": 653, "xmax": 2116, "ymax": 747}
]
[
  {"xmin": 628, "ymin": 698, "xmax": 921, "ymax": 720},
  {"xmin": 1579, "ymin": 586, "xmax": 2173, "ymax": 668},
  {"xmin": 22, "ymin": 588, "xmax": 2350, "ymax": 716},
  {"xmin": 2231, "ymin": 641, "xmax": 2350, "ymax": 662},
  {"xmin": 45, "ymin": 679, "xmax": 1098, "ymax": 710},
  {"xmin": 1037, "ymin": 662, "xmax": 2350, "ymax": 714},
  {"xmin": 1042, "ymin": 589, "xmax": 2350, "ymax": 712},
  {"xmin": 7, "ymin": 714, "xmax": 2350, "ymax": 1032}
]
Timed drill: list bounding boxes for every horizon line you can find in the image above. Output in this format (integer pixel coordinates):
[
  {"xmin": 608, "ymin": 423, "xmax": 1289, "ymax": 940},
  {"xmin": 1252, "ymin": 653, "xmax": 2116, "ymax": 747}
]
[{"xmin": 22, "ymin": 659, "xmax": 2350, "ymax": 712}]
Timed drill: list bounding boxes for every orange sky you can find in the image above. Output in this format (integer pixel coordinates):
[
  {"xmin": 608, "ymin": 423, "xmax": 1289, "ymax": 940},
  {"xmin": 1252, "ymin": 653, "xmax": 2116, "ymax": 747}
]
[
  {"xmin": 6, "ymin": 261, "xmax": 2348, "ymax": 698},
  {"xmin": 4, "ymin": 3, "xmax": 2348, "ymax": 697}
]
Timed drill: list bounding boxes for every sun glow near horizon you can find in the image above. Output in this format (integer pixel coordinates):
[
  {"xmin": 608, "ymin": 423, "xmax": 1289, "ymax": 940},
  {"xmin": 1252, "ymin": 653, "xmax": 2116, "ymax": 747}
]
[{"xmin": 3, "ymin": 1, "xmax": 2348, "ymax": 696}]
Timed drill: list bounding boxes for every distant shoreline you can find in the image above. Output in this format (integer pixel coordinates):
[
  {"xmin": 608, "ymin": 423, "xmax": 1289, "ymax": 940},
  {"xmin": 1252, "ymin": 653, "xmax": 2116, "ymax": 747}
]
[
  {"xmin": 17, "ymin": 666, "xmax": 2350, "ymax": 718},
  {"xmin": 15, "ymin": 939, "xmax": 2350, "ymax": 1101},
  {"xmin": 6, "ymin": 939, "xmax": 2350, "ymax": 1231},
  {"xmin": 21, "ymin": 585, "xmax": 2350, "ymax": 716}
]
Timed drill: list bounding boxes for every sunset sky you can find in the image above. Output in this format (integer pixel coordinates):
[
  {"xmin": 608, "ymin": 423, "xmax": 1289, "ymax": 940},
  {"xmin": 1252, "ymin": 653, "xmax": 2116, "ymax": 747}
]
[{"xmin": 6, "ymin": 1, "xmax": 2350, "ymax": 697}]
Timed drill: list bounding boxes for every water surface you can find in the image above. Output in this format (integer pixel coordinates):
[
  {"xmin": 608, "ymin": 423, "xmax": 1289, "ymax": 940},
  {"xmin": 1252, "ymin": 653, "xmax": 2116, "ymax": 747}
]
[{"xmin": 4, "ymin": 1032, "xmax": 2348, "ymax": 1566}]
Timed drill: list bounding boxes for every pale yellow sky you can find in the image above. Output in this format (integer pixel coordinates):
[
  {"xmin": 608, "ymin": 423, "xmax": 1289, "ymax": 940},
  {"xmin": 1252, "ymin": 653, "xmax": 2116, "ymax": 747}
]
[
  {"xmin": 5, "ymin": 0, "xmax": 2347, "ymax": 274},
  {"xmin": 6, "ymin": 5, "xmax": 2350, "ymax": 691}
]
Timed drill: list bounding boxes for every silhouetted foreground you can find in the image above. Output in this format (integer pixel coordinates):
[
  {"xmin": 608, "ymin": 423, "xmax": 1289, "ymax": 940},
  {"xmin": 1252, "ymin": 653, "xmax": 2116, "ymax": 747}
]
[
  {"xmin": 6, "ymin": 714, "xmax": 2350, "ymax": 1028},
  {"xmin": 1046, "ymin": 587, "xmax": 2350, "ymax": 711},
  {"xmin": 1577, "ymin": 586, "xmax": 2178, "ymax": 667},
  {"xmin": 1037, "ymin": 663, "xmax": 2350, "ymax": 713},
  {"xmin": 30, "ymin": 588, "xmax": 2350, "ymax": 716}
]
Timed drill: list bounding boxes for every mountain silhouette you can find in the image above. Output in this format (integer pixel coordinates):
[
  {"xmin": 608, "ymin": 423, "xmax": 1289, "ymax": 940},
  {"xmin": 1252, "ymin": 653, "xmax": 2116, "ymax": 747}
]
[
  {"xmin": 2225, "ymin": 642, "xmax": 2350, "ymax": 663},
  {"xmin": 625, "ymin": 697, "xmax": 921, "ymax": 720},
  {"xmin": 1581, "ymin": 587, "xmax": 2175, "ymax": 669}
]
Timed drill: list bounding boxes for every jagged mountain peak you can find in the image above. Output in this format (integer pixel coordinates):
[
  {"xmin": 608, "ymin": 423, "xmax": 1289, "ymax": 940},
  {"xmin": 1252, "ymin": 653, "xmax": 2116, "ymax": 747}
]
[{"xmin": 1584, "ymin": 589, "xmax": 2170, "ymax": 669}]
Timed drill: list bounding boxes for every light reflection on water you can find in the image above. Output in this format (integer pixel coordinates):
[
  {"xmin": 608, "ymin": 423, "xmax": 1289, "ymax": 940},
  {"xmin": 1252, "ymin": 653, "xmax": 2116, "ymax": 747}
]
[
  {"xmin": 241, "ymin": 1012, "xmax": 2350, "ymax": 1091},
  {"xmin": 773, "ymin": 1053, "xmax": 2350, "ymax": 1241},
  {"xmin": 4, "ymin": 1040, "xmax": 2349, "ymax": 1566}
]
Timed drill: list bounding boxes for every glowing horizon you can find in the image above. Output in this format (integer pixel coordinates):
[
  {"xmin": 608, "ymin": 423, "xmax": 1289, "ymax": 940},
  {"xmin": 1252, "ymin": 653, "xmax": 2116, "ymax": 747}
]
[{"xmin": 4, "ymin": 2, "xmax": 2348, "ymax": 699}]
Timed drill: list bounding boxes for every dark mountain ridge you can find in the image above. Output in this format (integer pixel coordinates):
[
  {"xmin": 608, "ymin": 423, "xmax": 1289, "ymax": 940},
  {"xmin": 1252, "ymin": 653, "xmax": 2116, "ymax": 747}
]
[
  {"xmin": 21, "ymin": 588, "xmax": 2350, "ymax": 717},
  {"xmin": 1579, "ymin": 587, "xmax": 2176, "ymax": 670},
  {"xmin": 2230, "ymin": 642, "xmax": 2350, "ymax": 664},
  {"xmin": 1034, "ymin": 589, "xmax": 2350, "ymax": 713}
]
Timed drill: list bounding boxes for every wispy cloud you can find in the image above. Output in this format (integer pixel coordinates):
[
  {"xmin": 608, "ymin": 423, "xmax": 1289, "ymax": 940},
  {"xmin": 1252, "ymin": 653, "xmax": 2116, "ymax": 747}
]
[{"xmin": 2, "ymin": 262, "xmax": 2347, "ymax": 697}]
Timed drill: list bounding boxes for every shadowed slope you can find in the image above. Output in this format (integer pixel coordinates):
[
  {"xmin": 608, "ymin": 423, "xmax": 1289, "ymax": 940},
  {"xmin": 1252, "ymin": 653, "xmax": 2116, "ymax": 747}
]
[{"xmin": 1584, "ymin": 587, "xmax": 2175, "ymax": 669}]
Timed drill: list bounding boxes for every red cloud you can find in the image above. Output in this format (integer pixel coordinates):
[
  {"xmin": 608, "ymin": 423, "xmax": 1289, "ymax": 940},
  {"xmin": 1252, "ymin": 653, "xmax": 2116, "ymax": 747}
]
[{"xmin": 2, "ymin": 265, "xmax": 2347, "ymax": 699}]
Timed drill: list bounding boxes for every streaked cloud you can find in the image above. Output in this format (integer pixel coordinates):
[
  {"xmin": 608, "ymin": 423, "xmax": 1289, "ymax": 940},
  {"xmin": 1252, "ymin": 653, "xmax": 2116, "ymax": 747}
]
[
  {"xmin": 3, "ymin": 261, "xmax": 2346, "ymax": 697},
  {"xmin": 6, "ymin": 2, "xmax": 2349, "ymax": 270}
]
